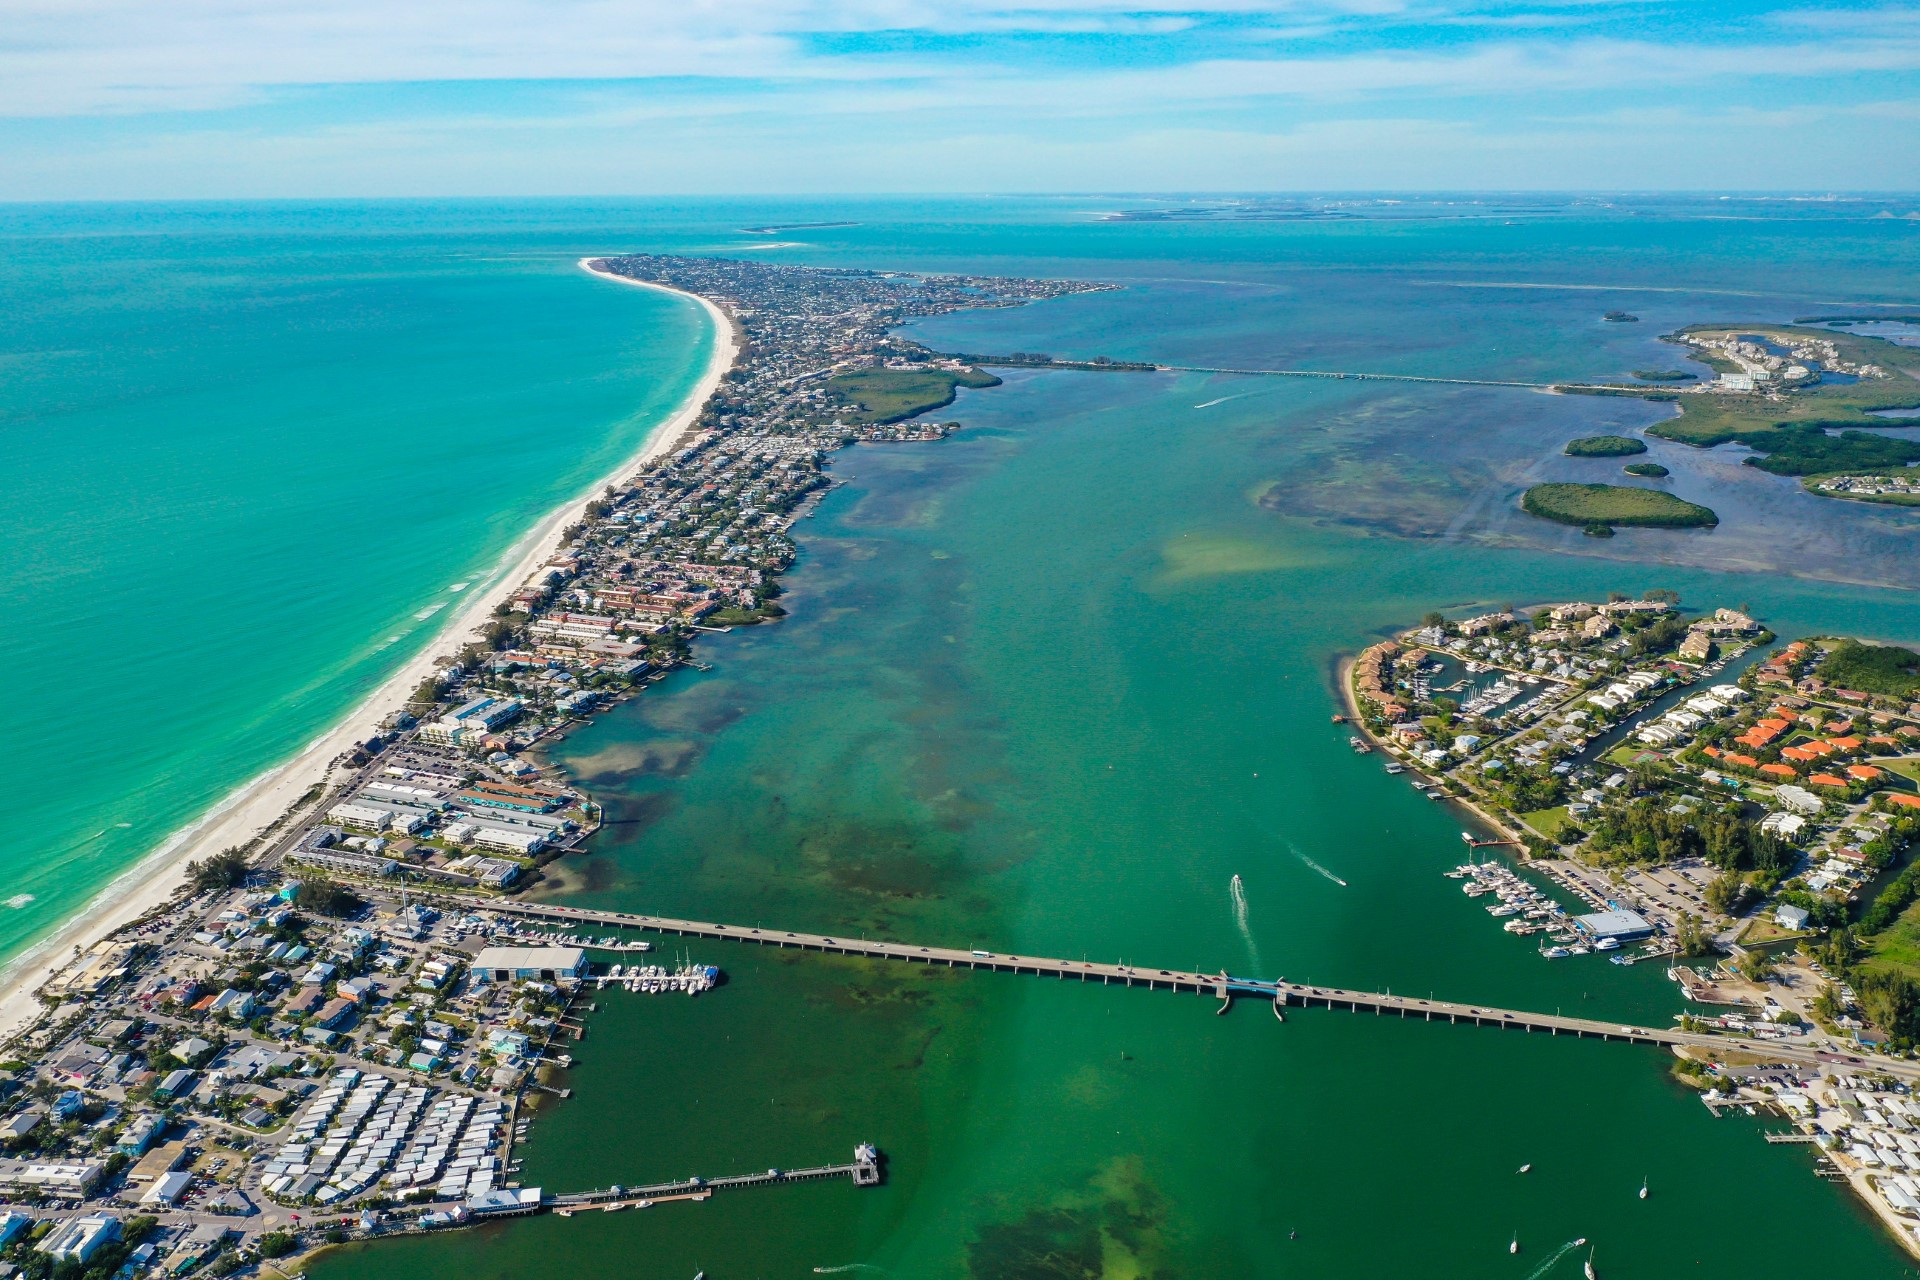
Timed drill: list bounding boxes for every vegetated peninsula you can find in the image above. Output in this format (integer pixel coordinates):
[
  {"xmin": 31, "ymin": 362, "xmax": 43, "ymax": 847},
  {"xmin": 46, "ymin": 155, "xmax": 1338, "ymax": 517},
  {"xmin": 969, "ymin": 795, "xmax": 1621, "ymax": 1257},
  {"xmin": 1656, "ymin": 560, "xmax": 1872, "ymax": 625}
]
[
  {"xmin": 0, "ymin": 254, "xmax": 1120, "ymax": 1269},
  {"xmin": 1645, "ymin": 324, "xmax": 1919, "ymax": 444},
  {"xmin": 1806, "ymin": 471, "xmax": 1920, "ymax": 506},
  {"xmin": 826, "ymin": 365, "xmax": 1001, "ymax": 425},
  {"xmin": 1347, "ymin": 597, "xmax": 1920, "ymax": 1257},
  {"xmin": 1740, "ymin": 425, "xmax": 1920, "ymax": 476},
  {"xmin": 1551, "ymin": 321, "xmax": 1920, "ymax": 506},
  {"xmin": 1564, "ymin": 434, "xmax": 1647, "ymax": 457},
  {"xmin": 1521, "ymin": 482, "xmax": 1718, "ymax": 532}
]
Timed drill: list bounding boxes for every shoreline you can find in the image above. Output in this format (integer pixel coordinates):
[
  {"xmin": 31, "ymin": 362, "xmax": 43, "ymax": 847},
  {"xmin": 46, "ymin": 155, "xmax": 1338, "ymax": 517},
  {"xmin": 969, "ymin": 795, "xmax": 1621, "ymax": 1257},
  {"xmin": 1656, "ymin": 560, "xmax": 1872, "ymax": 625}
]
[
  {"xmin": 0, "ymin": 260, "xmax": 738, "ymax": 1043},
  {"xmin": 1336, "ymin": 649, "xmax": 1530, "ymax": 848}
]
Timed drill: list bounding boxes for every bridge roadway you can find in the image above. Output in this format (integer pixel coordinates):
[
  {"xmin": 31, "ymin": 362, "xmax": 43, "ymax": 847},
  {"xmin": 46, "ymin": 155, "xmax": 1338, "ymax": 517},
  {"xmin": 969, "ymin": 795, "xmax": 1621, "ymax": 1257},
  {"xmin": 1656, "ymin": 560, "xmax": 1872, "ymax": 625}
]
[
  {"xmin": 1157, "ymin": 364, "xmax": 1564, "ymax": 391},
  {"xmin": 434, "ymin": 895, "xmax": 1920, "ymax": 1082}
]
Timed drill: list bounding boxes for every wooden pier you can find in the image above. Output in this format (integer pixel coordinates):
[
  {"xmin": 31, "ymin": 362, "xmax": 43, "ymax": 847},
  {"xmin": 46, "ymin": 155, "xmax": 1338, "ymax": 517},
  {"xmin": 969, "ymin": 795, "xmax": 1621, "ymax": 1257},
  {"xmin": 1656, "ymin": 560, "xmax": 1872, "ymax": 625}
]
[{"xmin": 402, "ymin": 891, "xmax": 1920, "ymax": 1083}]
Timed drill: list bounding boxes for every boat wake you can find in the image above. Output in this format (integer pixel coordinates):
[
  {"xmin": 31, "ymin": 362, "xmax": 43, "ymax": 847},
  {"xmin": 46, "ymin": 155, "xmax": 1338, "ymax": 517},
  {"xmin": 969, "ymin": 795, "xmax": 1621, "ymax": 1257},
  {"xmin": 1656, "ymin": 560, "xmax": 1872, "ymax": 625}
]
[
  {"xmin": 1290, "ymin": 845, "xmax": 1348, "ymax": 887},
  {"xmin": 1522, "ymin": 1240, "xmax": 1584, "ymax": 1280},
  {"xmin": 1193, "ymin": 393, "xmax": 1252, "ymax": 409},
  {"xmin": 1230, "ymin": 874, "xmax": 1261, "ymax": 970},
  {"xmin": 813, "ymin": 1266, "xmax": 888, "ymax": 1275}
]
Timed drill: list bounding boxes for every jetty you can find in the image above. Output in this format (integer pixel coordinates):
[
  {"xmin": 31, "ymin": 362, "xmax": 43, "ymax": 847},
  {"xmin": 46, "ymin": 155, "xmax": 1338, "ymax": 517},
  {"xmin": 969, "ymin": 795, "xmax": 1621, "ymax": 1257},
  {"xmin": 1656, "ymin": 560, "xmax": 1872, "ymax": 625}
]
[{"xmin": 399, "ymin": 892, "xmax": 1920, "ymax": 1082}]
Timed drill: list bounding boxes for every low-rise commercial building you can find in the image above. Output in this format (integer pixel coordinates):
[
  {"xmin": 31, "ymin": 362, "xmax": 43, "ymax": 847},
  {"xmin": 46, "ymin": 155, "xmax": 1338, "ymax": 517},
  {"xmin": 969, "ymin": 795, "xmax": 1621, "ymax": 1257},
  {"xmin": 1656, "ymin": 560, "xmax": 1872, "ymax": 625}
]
[
  {"xmin": 471, "ymin": 947, "xmax": 587, "ymax": 984},
  {"xmin": 37, "ymin": 1213, "xmax": 118, "ymax": 1262},
  {"xmin": 0, "ymin": 1158, "xmax": 106, "ymax": 1201}
]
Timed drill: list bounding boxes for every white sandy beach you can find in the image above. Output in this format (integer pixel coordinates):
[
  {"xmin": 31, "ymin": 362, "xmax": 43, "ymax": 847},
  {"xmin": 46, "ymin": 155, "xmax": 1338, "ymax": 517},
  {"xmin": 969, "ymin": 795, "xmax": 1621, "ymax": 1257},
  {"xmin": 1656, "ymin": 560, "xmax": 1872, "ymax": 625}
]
[{"xmin": 0, "ymin": 259, "xmax": 737, "ymax": 1042}]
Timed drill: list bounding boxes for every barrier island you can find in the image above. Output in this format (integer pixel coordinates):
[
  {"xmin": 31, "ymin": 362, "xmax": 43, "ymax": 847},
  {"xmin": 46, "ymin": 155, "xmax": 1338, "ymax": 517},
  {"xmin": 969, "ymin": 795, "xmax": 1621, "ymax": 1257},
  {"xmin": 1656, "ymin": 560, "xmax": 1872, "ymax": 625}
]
[{"xmin": 0, "ymin": 254, "xmax": 1119, "ymax": 1273}]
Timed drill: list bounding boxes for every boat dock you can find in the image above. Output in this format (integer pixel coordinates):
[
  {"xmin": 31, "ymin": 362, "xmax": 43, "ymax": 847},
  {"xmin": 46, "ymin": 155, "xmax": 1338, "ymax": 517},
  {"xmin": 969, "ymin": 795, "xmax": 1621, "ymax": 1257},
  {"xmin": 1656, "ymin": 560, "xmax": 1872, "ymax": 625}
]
[{"xmin": 398, "ymin": 892, "xmax": 1920, "ymax": 1082}]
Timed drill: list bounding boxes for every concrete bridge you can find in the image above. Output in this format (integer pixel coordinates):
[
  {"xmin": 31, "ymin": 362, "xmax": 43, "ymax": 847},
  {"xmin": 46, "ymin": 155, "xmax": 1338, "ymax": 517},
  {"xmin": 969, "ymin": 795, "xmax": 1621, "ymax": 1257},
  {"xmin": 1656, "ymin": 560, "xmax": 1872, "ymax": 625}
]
[
  {"xmin": 420, "ymin": 894, "xmax": 1920, "ymax": 1081},
  {"xmin": 1158, "ymin": 363, "xmax": 1564, "ymax": 391}
]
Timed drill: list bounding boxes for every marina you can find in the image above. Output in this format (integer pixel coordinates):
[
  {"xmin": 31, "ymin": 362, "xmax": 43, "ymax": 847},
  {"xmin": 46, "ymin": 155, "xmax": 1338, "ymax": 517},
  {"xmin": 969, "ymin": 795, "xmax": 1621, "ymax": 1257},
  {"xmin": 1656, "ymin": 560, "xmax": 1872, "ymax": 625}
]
[{"xmin": 592, "ymin": 962, "xmax": 720, "ymax": 995}]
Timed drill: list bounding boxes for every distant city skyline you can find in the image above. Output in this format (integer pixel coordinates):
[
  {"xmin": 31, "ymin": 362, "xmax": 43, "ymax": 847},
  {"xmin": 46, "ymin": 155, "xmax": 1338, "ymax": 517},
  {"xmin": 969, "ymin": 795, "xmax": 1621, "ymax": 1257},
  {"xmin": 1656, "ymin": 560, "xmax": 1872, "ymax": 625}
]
[{"xmin": 5, "ymin": 0, "xmax": 1920, "ymax": 198}]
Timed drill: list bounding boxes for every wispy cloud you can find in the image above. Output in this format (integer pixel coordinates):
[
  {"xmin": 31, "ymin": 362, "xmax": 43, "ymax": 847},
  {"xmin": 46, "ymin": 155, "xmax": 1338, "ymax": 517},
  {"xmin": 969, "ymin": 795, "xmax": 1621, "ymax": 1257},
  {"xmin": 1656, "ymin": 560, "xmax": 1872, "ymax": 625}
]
[{"xmin": 3, "ymin": 0, "xmax": 1917, "ymax": 195}]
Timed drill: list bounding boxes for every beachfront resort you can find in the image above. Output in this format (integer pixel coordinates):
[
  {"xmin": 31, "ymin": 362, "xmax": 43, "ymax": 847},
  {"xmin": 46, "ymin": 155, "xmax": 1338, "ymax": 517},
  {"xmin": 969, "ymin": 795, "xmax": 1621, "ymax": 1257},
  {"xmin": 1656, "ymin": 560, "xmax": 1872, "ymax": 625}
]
[{"xmin": 1350, "ymin": 595, "xmax": 1920, "ymax": 1249}]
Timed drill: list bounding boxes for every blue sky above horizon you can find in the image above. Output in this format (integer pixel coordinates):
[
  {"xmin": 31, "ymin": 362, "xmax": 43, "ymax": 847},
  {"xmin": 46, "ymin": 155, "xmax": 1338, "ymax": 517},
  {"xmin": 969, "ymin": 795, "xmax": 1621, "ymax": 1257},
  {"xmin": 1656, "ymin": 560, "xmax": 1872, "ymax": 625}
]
[{"xmin": 4, "ymin": 0, "xmax": 1919, "ymax": 198}]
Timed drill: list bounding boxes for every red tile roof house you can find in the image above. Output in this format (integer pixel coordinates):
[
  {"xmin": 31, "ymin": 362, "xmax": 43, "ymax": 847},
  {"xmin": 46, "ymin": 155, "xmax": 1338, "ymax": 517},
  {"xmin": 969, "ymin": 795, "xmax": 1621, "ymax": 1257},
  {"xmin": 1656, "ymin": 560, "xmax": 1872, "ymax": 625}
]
[{"xmin": 1759, "ymin": 763, "xmax": 1799, "ymax": 780}]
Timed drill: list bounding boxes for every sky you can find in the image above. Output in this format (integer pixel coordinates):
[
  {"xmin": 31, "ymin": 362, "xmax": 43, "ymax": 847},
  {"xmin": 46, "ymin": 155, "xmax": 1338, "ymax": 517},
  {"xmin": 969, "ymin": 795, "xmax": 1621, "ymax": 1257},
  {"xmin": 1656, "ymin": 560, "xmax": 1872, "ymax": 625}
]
[{"xmin": 3, "ymin": 0, "xmax": 1920, "ymax": 198}]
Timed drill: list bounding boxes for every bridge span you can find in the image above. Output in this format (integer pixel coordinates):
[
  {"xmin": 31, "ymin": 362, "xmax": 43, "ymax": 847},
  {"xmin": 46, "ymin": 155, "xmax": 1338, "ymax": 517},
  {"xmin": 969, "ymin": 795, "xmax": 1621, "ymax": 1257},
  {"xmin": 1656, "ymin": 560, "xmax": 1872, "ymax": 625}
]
[
  {"xmin": 423, "ymin": 894, "xmax": 1920, "ymax": 1081},
  {"xmin": 1158, "ymin": 363, "xmax": 1564, "ymax": 391}
]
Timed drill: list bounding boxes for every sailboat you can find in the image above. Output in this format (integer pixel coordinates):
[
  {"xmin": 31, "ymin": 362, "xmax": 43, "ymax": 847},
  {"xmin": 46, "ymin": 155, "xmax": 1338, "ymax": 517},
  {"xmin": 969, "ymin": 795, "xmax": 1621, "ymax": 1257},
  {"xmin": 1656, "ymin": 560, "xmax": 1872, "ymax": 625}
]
[
  {"xmin": 1517, "ymin": 1163, "xmax": 1531, "ymax": 1174},
  {"xmin": 1509, "ymin": 1232, "xmax": 1519, "ymax": 1255},
  {"xmin": 1639, "ymin": 1176, "xmax": 1649, "ymax": 1200},
  {"xmin": 1585, "ymin": 1245, "xmax": 1598, "ymax": 1279}
]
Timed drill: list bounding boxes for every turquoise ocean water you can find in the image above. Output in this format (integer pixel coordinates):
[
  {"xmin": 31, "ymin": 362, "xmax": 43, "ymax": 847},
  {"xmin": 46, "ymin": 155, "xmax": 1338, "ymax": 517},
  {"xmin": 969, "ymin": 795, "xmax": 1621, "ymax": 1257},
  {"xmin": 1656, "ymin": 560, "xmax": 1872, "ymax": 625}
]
[
  {"xmin": 0, "ymin": 201, "xmax": 722, "ymax": 965},
  {"xmin": 10, "ymin": 197, "xmax": 1920, "ymax": 1276}
]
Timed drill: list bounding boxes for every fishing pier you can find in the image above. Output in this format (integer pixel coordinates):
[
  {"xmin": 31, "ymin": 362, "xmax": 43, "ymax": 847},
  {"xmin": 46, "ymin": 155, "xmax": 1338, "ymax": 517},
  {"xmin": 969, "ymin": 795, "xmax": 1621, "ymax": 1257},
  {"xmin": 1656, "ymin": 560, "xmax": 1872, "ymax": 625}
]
[{"xmin": 545, "ymin": 1147, "xmax": 882, "ymax": 1218}]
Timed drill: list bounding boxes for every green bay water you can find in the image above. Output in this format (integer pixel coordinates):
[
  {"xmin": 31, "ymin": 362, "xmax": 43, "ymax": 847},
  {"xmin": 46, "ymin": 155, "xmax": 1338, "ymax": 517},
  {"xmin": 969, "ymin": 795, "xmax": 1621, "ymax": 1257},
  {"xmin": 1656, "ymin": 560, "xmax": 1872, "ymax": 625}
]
[
  {"xmin": 9, "ymin": 199, "xmax": 1920, "ymax": 1276},
  {"xmin": 306, "ymin": 200, "xmax": 1920, "ymax": 1278}
]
